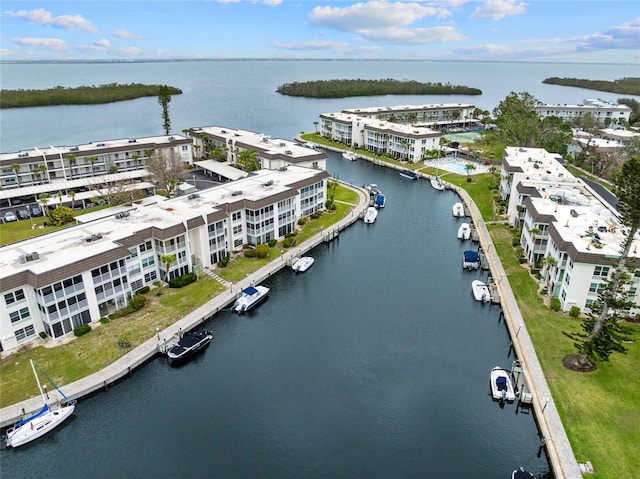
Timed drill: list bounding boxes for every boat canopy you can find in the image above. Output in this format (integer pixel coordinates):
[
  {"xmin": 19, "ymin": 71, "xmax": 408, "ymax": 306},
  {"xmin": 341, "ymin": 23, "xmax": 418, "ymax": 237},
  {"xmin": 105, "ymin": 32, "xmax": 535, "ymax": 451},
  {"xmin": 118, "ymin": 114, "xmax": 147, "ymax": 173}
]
[
  {"xmin": 463, "ymin": 251, "xmax": 479, "ymax": 262},
  {"xmin": 242, "ymin": 286, "xmax": 258, "ymax": 295}
]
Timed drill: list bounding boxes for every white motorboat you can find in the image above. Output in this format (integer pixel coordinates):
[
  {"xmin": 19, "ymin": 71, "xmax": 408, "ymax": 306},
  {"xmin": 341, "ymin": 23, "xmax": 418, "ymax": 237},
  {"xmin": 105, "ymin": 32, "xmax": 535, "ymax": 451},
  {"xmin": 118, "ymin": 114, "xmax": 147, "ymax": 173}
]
[
  {"xmin": 342, "ymin": 151, "xmax": 357, "ymax": 161},
  {"xmin": 292, "ymin": 256, "xmax": 315, "ymax": 273},
  {"xmin": 233, "ymin": 285, "xmax": 270, "ymax": 313},
  {"xmin": 5, "ymin": 360, "xmax": 76, "ymax": 448},
  {"xmin": 431, "ymin": 176, "xmax": 445, "ymax": 191},
  {"xmin": 463, "ymin": 250, "xmax": 480, "ymax": 270},
  {"xmin": 399, "ymin": 169, "xmax": 418, "ymax": 180},
  {"xmin": 472, "ymin": 280, "xmax": 491, "ymax": 302},
  {"xmin": 490, "ymin": 367, "xmax": 516, "ymax": 402},
  {"xmin": 363, "ymin": 206, "xmax": 378, "ymax": 224},
  {"xmin": 457, "ymin": 222, "xmax": 471, "ymax": 240},
  {"xmin": 166, "ymin": 330, "xmax": 213, "ymax": 365},
  {"xmin": 374, "ymin": 193, "xmax": 386, "ymax": 208},
  {"xmin": 452, "ymin": 202, "xmax": 465, "ymax": 217},
  {"xmin": 365, "ymin": 184, "xmax": 380, "ymax": 196}
]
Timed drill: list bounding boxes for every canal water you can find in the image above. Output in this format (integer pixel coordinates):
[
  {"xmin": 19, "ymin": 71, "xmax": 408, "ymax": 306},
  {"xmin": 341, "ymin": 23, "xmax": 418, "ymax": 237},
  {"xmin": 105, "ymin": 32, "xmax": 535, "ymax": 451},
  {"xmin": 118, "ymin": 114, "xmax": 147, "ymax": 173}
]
[{"xmin": 1, "ymin": 152, "xmax": 550, "ymax": 478}]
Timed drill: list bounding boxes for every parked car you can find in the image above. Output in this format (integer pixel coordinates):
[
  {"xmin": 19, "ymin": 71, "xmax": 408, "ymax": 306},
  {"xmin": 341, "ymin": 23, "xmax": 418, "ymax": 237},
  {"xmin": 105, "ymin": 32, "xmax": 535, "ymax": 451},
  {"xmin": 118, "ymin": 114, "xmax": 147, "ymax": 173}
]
[
  {"xmin": 3, "ymin": 211, "xmax": 17, "ymax": 222},
  {"xmin": 30, "ymin": 205, "xmax": 43, "ymax": 217},
  {"xmin": 16, "ymin": 209, "xmax": 30, "ymax": 220}
]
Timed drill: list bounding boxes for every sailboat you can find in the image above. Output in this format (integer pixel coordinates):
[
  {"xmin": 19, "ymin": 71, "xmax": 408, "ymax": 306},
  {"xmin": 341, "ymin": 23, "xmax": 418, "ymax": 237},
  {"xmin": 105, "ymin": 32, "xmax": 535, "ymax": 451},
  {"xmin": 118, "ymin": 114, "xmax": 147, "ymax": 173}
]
[
  {"xmin": 4, "ymin": 359, "xmax": 76, "ymax": 448},
  {"xmin": 430, "ymin": 165, "xmax": 445, "ymax": 191}
]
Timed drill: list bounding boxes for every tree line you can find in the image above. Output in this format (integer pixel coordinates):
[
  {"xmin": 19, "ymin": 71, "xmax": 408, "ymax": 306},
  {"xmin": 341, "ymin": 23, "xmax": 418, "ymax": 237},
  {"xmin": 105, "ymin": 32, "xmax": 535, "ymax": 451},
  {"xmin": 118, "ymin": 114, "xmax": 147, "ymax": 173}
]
[
  {"xmin": 542, "ymin": 76, "xmax": 640, "ymax": 96},
  {"xmin": 276, "ymin": 79, "xmax": 482, "ymax": 98},
  {"xmin": 0, "ymin": 83, "xmax": 182, "ymax": 108}
]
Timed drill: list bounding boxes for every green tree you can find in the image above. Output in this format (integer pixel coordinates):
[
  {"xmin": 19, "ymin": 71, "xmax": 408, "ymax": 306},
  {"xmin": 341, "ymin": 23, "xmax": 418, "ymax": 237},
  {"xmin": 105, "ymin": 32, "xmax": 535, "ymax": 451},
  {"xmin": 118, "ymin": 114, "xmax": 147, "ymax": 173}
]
[
  {"xmin": 87, "ymin": 155, "xmax": 98, "ymax": 176},
  {"xmin": 69, "ymin": 190, "xmax": 76, "ymax": 209},
  {"xmin": 50, "ymin": 206, "xmax": 75, "ymax": 225},
  {"xmin": 38, "ymin": 193, "xmax": 50, "ymax": 217},
  {"xmin": 236, "ymin": 149, "xmax": 260, "ymax": 172},
  {"xmin": 10, "ymin": 163, "xmax": 21, "ymax": 186},
  {"xmin": 145, "ymin": 150, "xmax": 186, "ymax": 193},
  {"xmin": 160, "ymin": 253, "xmax": 177, "ymax": 292},
  {"xmin": 66, "ymin": 154, "xmax": 76, "ymax": 178},
  {"xmin": 563, "ymin": 157, "xmax": 640, "ymax": 366},
  {"xmin": 158, "ymin": 85, "xmax": 172, "ymax": 135}
]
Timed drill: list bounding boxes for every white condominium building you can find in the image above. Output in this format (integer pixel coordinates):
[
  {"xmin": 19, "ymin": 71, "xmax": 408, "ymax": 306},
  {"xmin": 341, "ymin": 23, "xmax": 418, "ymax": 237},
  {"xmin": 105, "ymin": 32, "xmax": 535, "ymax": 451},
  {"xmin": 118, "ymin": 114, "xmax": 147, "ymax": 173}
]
[
  {"xmin": 0, "ymin": 165, "xmax": 329, "ymax": 354},
  {"xmin": 534, "ymin": 98, "xmax": 632, "ymax": 125}
]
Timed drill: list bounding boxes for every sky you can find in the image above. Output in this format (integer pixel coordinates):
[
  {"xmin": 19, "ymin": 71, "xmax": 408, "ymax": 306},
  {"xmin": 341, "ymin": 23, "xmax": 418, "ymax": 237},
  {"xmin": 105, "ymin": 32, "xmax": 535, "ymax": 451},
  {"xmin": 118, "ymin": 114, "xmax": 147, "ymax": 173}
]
[{"xmin": 1, "ymin": 1, "xmax": 639, "ymax": 63}]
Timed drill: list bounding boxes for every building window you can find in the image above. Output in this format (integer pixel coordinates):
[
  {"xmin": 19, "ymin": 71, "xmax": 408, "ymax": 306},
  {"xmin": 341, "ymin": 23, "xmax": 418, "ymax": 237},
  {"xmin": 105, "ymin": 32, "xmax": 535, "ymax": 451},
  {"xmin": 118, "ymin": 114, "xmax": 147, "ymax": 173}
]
[
  {"xmin": 593, "ymin": 266, "xmax": 610, "ymax": 278},
  {"xmin": 142, "ymin": 256, "xmax": 155, "ymax": 268},
  {"xmin": 15, "ymin": 325, "xmax": 36, "ymax": 342},
  {"xmin": 10, "ymin": 307, "xmax": 31, "ymax": 323},
  {"xmin": 589, "ymin": 282, "xmax": 604, "ymax": 294},
  {"xmin": 144, "ymin": 271, "xmax": 157, "ymax": 283},
  {"xmin": 4, "ymin": 289, "xmax": 26, "ymax": 305},
  {"xmin": 140, "ymin": 240, "xmax": 153, "ymax": 253}
]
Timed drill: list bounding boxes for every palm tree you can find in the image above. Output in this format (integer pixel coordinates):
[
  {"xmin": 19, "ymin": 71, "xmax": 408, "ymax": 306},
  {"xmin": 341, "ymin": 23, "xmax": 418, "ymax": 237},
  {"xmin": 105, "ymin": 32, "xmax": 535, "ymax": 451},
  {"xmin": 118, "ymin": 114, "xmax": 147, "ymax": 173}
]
[
  {"xmin": 57, "ymin": 190, "xmax": 64, "ymax": 206},
  {"xmin": 159, "ymin": 253, "xmax": 177, "ymax": 292},
  {"xmin": 66, "ymin": 154, "xmax": 76, "ymax": 179},
  {"xmin": 87, "ymin": 155, "xmax": 97, "ymax": 176},
  {"xmin": 69, "ymin": 190, "xmax": 76, "ymax": 209},
  {"xmin": 11, "ymin": 163, "xmax": 21, "ymax": 186},
  {"xmin": 465, "ymin": 163, "xmax": 476, "ymax": 182},
  {"xmin": 541, "ymin": 255, "xmax": 558, "ymax": 295},
  {"xmin": 132, "ymin": 154, "xmax": 141, "ymax": 169},
  {"xmin": 237, "ymin": 149, "xmax": 260, "ymax": 172},
  {"xmin": 39, "ymin": 193, "xmax": 50, "ymax": 217},
  {"xmin": 38, "ymin": 163, "xmax": 48, "ymax": 184},
  {"xmin": 313, "ymin": 121, "xmax": 319, "ymax": 134}
]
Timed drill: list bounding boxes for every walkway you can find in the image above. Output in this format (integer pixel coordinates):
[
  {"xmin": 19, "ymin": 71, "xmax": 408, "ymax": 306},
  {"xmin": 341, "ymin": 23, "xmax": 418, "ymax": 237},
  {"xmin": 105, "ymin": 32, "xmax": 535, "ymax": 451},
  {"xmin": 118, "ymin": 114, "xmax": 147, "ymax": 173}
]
[{"xmin": 0, "ymin": 182, "xmax": 370, "ymax": 429}]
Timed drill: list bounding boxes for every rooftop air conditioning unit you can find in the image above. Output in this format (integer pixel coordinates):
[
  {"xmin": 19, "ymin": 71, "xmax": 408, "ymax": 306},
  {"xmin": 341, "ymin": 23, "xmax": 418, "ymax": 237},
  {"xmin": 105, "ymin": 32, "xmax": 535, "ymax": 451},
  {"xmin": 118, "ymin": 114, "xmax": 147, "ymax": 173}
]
[
  {"xmin": 18, "ymin": 255, "xmax": 26, "ymax": 264},
  {"xmin": 31, "ymin": 252, "xmax": 40, "ymax": 260},
  {"xmin": 231, "ymin": 190, "xmax": 243, "ymax": 196},
  {"xmin": 263, "ymin": 180, "xmax": 274, "ymax": 187},
  {"xmin": 279, "ymin": 142, "xmax": 286, "ymax": 147},
  {"xmin": 278, "ymin": 166, "xmax": 288, "ymax": 171},
  {"xmin": 188, "ymin": 193, "xmax": 200, "ymax": 200},
  {"xmin": 570, "ymin": 209, "xmax": 578, "ymax": 218},
  {"xmin": 168, "ymin": 136, "xmax": 175, "ymax": 141},
  {"xmin": 284, "ymin": 150, "xmax": 292, "ymax": 155},
  {"xmin": 70, "ymin": 146, "xmax": 79, "ymax": 151}
]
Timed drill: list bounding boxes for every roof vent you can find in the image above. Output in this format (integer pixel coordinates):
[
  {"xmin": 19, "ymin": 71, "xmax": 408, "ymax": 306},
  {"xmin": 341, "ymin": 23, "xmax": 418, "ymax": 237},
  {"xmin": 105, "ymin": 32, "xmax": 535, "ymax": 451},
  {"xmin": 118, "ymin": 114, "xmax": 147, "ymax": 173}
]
[
  {"xmin": 284, "ymin": 150, "xmax": 292, "ymax": 155},
  {"xmin": 570, "ymin": 209, "xmax": 578, "ymax": 218},
  {"xmin": 188, "ymin": 193, "xmax": 200, "ymax": 200},
  {"xmin": 263, "ymin": 180, "xmax": 274, "ymax": 187},
  {"xmin": 278, "ymin": 166, "xmax": 288, "ymax": 171}
]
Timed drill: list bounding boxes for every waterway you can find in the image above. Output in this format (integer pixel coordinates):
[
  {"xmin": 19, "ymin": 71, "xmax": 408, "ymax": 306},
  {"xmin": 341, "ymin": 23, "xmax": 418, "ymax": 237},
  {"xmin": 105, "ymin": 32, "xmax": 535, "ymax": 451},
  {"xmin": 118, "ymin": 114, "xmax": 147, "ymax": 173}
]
[{"xmin": 1, "ymin": 151, "xmax": 550, "ymax": 478}]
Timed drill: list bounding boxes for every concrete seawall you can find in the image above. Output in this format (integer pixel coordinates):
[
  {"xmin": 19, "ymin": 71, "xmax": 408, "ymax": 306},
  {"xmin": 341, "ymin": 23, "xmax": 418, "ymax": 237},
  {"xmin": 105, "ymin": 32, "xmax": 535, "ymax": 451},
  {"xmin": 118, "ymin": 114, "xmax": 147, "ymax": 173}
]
[{"xmin": 0, "ymin": 181, "xmax": 370, "ymax": 430}]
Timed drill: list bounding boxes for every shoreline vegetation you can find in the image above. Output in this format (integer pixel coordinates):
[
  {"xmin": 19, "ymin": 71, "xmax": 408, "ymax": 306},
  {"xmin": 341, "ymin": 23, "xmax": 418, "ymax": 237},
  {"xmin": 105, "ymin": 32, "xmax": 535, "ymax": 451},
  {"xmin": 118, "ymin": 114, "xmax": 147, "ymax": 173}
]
[
  {"xmin": 542, "ymin": 77, "xmax": 640, "ymax": 96},
  {"xmin": 276, "ymin": 79, "xmax": 482, "ymax": 98},
  {"xmin": 0, "ymin": 83, "xmax": 182, "ymax": 109}
]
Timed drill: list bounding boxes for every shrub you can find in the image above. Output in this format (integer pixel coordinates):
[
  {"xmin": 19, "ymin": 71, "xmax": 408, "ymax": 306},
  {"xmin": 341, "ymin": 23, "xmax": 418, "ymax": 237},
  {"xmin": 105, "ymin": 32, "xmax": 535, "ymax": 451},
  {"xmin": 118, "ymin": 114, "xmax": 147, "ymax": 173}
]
[
  {"xmin": 518, "ymin": 255, "xmax": 527, "ymax": 264},
  {"xmin": 550, "ymin": 298, "xmax": 562, "ymax": 311},
  {"xmin": 285, "ymin": 231, "xmax": 298, "ymax": 238},
  {"xmin": 244, "ymin": 248, "xmax": 257, "ymax": 258},
  {"xmin": 297, "ymin": 217, "xmax": 308, "ymax": 225},
  {"xmin": 282, "ymin": 237, "xmax": 296, "ymax": 248},
  {"xmin": 325, "ymin": 199, "xmax": 335, "ymax": 210},
  {"xmin": 169, "ymin": 272, "xmax": 197, "ymax": 288},
  {"xmin": 512, "ymin": 237, "xmax": 520, "ymax": 247},
  {"xmin": 217, "ymin": 255, "xmax": 230, "ymax": 267},
  {"xmin": 99, "ymin": 317, "xmax": 110, "ymax": 324},
  {"xmin": 74, "ymin": 324, "xmax": 92, "ymax": 337},
  {"xmin": 39, "ymin": 331, "xmax": 47, "ymax": 339},
  {"xmin": 310, "ymin": 211, "xmax": 322, "ymax": 219},
  {"xmin": 267, "ymin": 239, "xmax": 277, "ymax": 247},
  {"xmin": 117, "ymin": 334, "xmax": 131, "ymax": 349},
  {"xmin": 255, "ymin": 244, "xmax": 270, "ymax": 258},
  {"xmin": 128, "ymin": 294, "xmax": 147, "ymax": 310},
  {"xmin": 135, "ymin": 286, "xmax": 150, "ymax": 295},
  {"xmin": 569, "ymin": 306, "xmax": 581, "ymax": 318}
]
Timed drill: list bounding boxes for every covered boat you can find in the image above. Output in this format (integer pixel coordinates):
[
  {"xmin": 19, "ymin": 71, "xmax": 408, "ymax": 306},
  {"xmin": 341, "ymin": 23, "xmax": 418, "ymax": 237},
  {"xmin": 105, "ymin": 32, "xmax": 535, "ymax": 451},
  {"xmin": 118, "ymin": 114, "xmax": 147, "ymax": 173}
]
[
  {"xmin": 472, "ymin": 280, "xmax": 491, "ymax": 303},
  {"xmin": 342, "ymin": 151, "xmax": 357, "ymax": 161},
  {"xmin": 463, "ymin": 250, "xmax": 480, "ymax": 270},
  {"xmin": 166, "ymin": 330, "xmax": 213, "ymax": 365},
  {"xmin": 365, "ymin": 184, "xmax": 380, "ymax": 196},
  {"xmin": 512, "ymin": 467, "xmax": 536, "ymax": 479},
  {"xmin": 363, "ymin": 206, "xmax": 378, "ymax": 224},
  {"xmin": 233, "ymin": 285, "xmax": 270, "ymax": 313},
  {"xmin": 292, "ymin": 256, "xmax": 315, "ymax": 273},
  {"xmin": 490, "ymin": 367, "xmax": 516, "ymax": 402},
  {"xmin": 452, "ymin": 202, "xmax": 465, "ymax": 217},
  {"xmin": 374, "ymin": 193, "xmax": 386, "ymax": 208},
  {"xmin": 457, "ymin": 222, "xmax": 471, "ymax": 240}
]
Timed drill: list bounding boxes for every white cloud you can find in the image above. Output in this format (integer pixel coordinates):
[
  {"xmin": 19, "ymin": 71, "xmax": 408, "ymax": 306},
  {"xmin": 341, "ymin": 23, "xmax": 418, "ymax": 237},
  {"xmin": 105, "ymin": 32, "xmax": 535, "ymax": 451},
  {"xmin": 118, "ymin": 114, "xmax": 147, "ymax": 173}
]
[
  {"xmin": 577, "ymin": 18, "xmax": 640, "ymax": 51},
  {"xmin": 309, "ymin": 1, "xmax": 443, "ymax": 31},
  {"xmin": 455, "ymin": 43, "xmax": 575, "ymax": 60},
  {"xmin": 12, "ymin": 37, "xmax": 68, "ymax": 51},
  {"xmin": 0, "ymin": 48, "xmax": 13, "ymax": 58},
  {"xmin": 272, "ymin": 40, "xmax": 381, "ymax": 54},
  {"xmin": 5, "ymin": 8, "xmax": 98, "ymax": 33},
  {"xmin": 358, "ymin": 25, "xmax": 465, "ymax": 43},
  {"xmin": 470, "ymin": 0, "xmax": 526, "ymax": 20},
  {"xmin": 113, "ymin": 29, "xmax": 141, "ymax": 39}
]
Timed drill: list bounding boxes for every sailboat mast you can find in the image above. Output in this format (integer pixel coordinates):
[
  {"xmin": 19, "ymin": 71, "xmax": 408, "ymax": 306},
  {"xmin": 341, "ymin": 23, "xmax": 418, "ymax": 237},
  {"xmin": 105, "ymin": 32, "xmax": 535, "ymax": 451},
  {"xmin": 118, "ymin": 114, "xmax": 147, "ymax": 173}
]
[{"xmin": 30, "ymin": 359, "xmax": 46, "ymax": 402}]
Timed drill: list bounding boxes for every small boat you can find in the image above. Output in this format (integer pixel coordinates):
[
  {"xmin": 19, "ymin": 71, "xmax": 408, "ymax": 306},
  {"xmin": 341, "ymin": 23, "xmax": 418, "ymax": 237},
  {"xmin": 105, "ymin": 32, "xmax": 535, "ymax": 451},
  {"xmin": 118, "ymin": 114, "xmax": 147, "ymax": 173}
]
[
  {"xmin": 365, "ymin": 184, "xmax": 380, "ymax": 196},
  {"xmin": 363, "ymin": 206, "xmax": 378, "ymax": 224},
  {"xmin": 512, "ymin": 467, "xmax": 536, "ymax": 479},
  {"xmin": 463, "ymin": 250, "xmax": 480, "ymax": 270},
  {"xmin": 457, "ymin": 222, "xmax": 471, "ymax": 240},
  {"xmin": 472, "ymin": 280, "xmax": 491, "ymax": 303},
  {"xmin": 166, "ymin": 330, "xmax": 213, "ymax": 365},
  {"xmin": 490, "ymin": 367, "xmax": 516, "ymax": 402},
  {"xmin": 399, "ymin": 169, "xmax": 418, "ymax": 180},
  {"xmin": 452, "ymin": 202, "xmax": 465, "ymax": 217},
  {"xmin": 342, "ymin": 151, "xmax": 357, "ymax": 161},
  {"xmin": 292, "ymin": 256, "xmax": 315, "ymax": 273},
  {"xmin": 431, "ymin": 176, "xmax": 445, "ymax": 191},
  {"xmin": 5, "ymin": 359, "xmax": 76, "ymax": 448},
  {"xmin": 374, "ymin": 193, "xmax": 386, "ymax": 208},
  {"xmin": 233, "ymin": 285, "xmax": 270, "ymax": 313}
]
